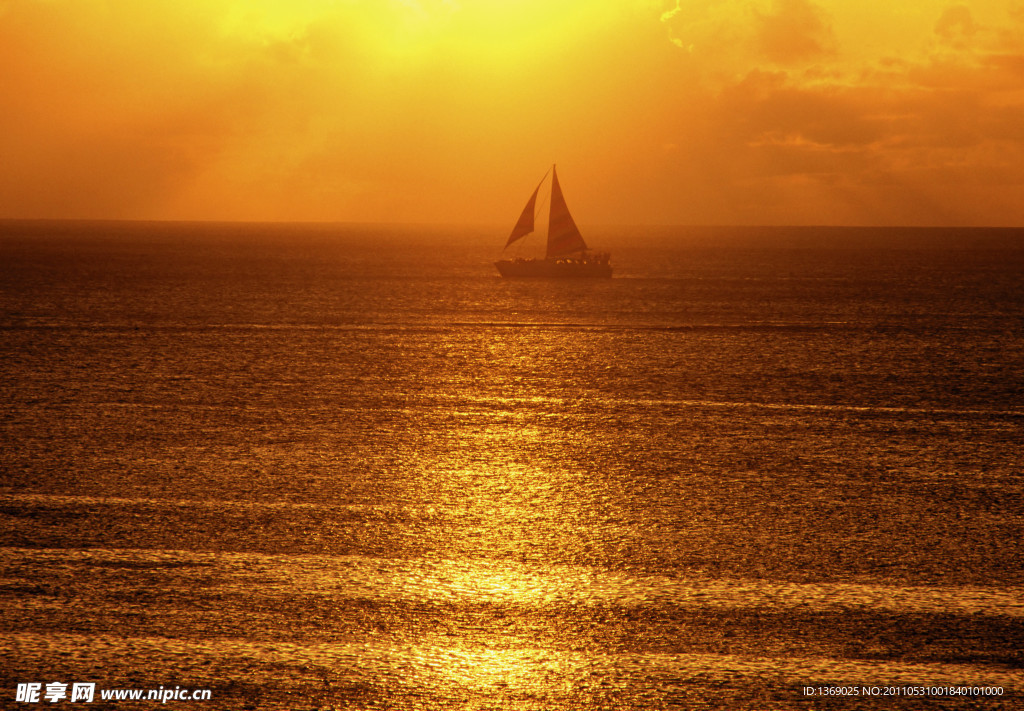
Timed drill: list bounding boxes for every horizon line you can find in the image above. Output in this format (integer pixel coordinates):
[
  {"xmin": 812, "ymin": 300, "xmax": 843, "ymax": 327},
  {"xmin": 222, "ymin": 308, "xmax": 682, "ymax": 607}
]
[{"xmin": 2, "ymin": 217, "xmax": 1024, "ymax": 231}]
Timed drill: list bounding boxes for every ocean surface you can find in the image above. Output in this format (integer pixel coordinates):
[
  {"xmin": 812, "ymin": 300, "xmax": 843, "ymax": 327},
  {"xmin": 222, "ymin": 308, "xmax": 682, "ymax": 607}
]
[{"xmin": 1, "ymin": 220, "xmax": 1023, "ymax": 709}]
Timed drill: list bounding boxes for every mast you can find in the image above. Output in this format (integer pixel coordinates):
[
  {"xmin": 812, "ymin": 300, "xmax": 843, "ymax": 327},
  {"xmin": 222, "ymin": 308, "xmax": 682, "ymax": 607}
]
[{"xmin": 546, "ymin": 165, "xmax": 588, "ymax": 258}]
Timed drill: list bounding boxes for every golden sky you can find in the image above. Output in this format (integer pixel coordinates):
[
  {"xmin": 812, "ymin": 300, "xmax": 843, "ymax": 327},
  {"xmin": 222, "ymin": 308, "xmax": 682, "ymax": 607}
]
[{"xmin": 2, "ymin": 0, "xmax": 1023, "ymax": 225}]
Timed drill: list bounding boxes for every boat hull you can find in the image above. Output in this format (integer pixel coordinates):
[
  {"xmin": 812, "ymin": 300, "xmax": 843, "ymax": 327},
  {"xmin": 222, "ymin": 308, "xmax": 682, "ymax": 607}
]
[{"xmin": 495, "ymin": 258, "xmax": 612, "ymax": 279}]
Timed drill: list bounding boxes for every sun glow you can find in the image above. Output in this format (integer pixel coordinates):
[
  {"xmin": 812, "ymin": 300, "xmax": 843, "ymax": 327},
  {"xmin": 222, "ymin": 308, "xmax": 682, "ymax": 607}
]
[{"xmin": 2, "ymin": 0, "xmax": 1024, "ymax": 224}]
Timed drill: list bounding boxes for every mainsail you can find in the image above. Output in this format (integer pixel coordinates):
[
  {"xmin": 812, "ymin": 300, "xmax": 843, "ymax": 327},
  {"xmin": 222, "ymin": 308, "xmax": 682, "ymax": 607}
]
[
  {"xmin": 504, "ymin": 166, "xmax": 587, "ymax": 255},
  {"xmin": 546, "ymin": 166, "xmax": 588, "ymax": 257}
]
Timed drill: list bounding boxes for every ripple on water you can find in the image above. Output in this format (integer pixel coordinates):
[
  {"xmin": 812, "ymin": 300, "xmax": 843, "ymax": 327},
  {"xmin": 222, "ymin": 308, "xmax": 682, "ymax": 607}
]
[{"xmin": 4, "ymin": 546, "xmax": 1023, "ymax": 618}]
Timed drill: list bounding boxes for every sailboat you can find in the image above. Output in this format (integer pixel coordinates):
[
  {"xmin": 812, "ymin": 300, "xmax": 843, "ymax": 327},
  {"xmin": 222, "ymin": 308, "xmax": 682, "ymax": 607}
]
[{"xmin": 495, "ymin": 165, "xmax": 612, "ymax": 278}]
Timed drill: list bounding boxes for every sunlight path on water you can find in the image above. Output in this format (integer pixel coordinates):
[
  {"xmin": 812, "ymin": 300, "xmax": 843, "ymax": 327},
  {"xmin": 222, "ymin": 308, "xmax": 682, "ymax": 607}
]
[
  {"xmin": 7, "ymin": 631, "xmax": 1024, "ymax": 692},
  {"xmin": 4, "ymin": 547, "xmax": 1024, "ymax": 618}
]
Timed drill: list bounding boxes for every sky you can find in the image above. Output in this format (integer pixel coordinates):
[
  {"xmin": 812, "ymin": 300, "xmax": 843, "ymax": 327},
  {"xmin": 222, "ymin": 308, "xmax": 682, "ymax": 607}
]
[{"xmin": 1, "ymin": 0, "xmax": 1023, "ymax": 226}]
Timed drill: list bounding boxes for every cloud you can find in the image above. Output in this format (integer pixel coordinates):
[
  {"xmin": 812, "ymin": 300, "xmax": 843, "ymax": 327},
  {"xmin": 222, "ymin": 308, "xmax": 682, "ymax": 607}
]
[
  {"xmin": 934, "ymin": 5, "xmax": 977, "ymax": 46},
  {"xmin": 2, "ymin": 0, "xmax": 1023, "ymax": 224},
  {"xmin": 754, "ymin": 0, "xmax": 835, "ymax": 64},
  {"xmin": 659, "ymin": 0, "xmax": 752, "ymax": 64},
  {"xmin": 0, "ymin": 2, "xmax": 231, "ymax": 217},
  {"xmin": 0, "ymin": 0, "xmax": 456, "ymax": 219},
  {"xmin": 660, "ymin": 0, "xmax": 834, "ymax": 70},
  {"xmin": 648, "ymin": 0, "xmax": 1024, "ymax": 224}
]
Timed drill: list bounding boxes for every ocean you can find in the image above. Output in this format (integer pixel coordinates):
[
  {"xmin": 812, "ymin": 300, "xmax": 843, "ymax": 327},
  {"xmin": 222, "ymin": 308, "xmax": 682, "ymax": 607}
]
[{"xmin": 1, "ymin": 220, "xmax": 1022, "ymax": 709}]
